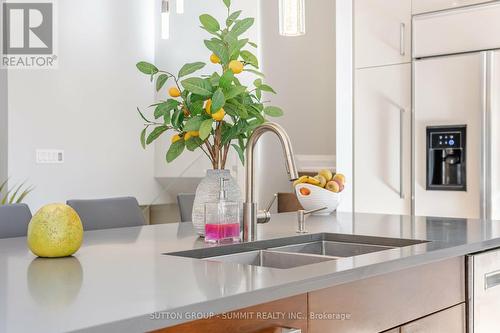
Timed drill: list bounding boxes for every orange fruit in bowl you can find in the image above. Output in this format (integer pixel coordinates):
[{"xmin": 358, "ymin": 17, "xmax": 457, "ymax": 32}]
[{"xmin": 299, "ymin": 187, "xmax": 311, "ymax": 196}]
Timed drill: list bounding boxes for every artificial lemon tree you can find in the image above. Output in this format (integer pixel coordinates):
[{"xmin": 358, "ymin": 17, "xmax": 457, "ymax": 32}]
[{"xmin": 136, "ymin": 0, "xmax": 283, "ymax": 170}]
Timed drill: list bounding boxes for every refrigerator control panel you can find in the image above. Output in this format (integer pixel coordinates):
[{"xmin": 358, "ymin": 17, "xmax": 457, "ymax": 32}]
[{"xmin": 430, "ymin": 131, "xmax": 462, "ymax": 149}]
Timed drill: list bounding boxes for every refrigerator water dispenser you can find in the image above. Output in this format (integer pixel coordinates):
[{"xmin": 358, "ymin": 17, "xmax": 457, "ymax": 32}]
[{"xmin": 426, "ymin": 125, "xmax": 466, "ymax": 191}]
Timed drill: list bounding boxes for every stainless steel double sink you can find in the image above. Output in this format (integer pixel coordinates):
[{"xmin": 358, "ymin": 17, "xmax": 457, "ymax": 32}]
[{"xmin": 165, "ymin": 233, "xmax": 427, "ymax": 270}]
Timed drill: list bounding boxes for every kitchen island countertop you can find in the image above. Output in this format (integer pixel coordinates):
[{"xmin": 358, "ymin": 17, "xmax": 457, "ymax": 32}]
[{"xmin": 1, "ymin": 212, "xmax": 500, "ymax": 333}]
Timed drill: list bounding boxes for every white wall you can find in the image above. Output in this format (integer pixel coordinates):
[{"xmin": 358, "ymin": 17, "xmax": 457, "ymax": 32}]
[
  {"xmin": 8, "ymin": 0, "xmax": 163, "ymax": 211},
  {"xmin": 257, "ymin": 0, "xmax": 337, "ymax": 209}
]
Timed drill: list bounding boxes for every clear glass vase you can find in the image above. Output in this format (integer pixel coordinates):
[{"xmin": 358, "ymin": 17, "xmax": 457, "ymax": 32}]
[{"xmin": 191, "ymin": 169, "xmax": 242, "ymax": 236}]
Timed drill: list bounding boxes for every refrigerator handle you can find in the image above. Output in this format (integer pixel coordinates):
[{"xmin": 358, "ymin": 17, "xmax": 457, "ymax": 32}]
[
  {"xmin": 400, "ymin": 23, "xmax": 406, "ymax": 56},
  {"xmin": 400, "ymin": 108, "xmax": 405, "ymax": 199}
]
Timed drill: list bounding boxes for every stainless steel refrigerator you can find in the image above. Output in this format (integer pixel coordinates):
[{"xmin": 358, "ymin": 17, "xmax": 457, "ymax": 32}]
[{"xmin": 413, "ymin": 3, "xmax": 500, "ymax": 220}]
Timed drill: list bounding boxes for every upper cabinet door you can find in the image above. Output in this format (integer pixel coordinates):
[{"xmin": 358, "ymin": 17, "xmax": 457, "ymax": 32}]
[
  {"xmin": 413, "ymin": 0, "xmax": 493, "ymax": 14},
  {"xmin": 355, "ymin": 0, "xmax": 411, "ymax": 69}
]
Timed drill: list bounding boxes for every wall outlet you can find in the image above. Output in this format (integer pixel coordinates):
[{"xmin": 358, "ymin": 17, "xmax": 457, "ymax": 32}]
[{"xmin": 36, "ymin": 149, "xmax": 64, "ymax": 164}]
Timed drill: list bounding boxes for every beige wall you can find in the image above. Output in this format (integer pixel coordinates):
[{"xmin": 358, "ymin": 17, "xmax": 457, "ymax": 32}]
[{"xmin": 257, "ymin": 0, "xmax": 336, "ymax": 208}]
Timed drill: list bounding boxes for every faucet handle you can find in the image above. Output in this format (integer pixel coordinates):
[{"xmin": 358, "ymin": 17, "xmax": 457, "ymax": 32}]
[
  {"xmin": 257, "ymin": 193, "xmax": 278, "ymax": 224},
  {"xmin": 297, "ymin": 207, "xmax": 327, "ymax": 233}
]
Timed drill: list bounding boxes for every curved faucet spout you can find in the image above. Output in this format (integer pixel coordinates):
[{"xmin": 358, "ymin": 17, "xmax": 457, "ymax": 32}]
[{"xmin": 243, "ymin": 122, "xmax": 299, "ymax": 241}]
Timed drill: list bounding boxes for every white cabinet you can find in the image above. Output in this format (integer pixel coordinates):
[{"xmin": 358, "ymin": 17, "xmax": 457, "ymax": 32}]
[
  {"xmin": 354, "ymin": 0, "xmax": 411, "ymax": 68},
  {"xmin": 354, "ymin": 64, "xmax": 411, "ymax": 215},
  {"xmin": 413, "ymin": 0, "xmax": 494, "ymax": 14}
]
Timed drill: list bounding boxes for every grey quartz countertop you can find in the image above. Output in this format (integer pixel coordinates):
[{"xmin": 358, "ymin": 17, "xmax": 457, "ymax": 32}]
[{"xmin": 2, "ymin": 212, "xmax": 500, "ymax": 333}]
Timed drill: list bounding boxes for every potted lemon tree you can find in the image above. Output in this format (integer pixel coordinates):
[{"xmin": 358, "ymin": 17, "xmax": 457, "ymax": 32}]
[{"xmin": 136, "ymin": 0, "xmax": 283, "ymax": 234}]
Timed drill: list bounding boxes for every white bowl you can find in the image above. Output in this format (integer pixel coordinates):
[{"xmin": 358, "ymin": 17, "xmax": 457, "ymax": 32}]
[{"xmin": 295, "ymin": 183, "xmax": 342, "ymax": 215}]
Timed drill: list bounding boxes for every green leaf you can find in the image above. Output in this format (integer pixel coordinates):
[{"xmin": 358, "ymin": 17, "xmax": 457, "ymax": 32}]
[
  {"xmin": 156, "ymin": 74, "xmax": 169, "ymax": 92},
  {"xmin": 226, "ymin": 10, "xmax": 242, "ymax": 26},
  {"xmin": 200, "ymin": 118, "xmax": 214, "ymax": 140},
  {"xmin": 209, "ymin": 72, "xmax": 221, "ymax": 87},
  {"xmin": 259, "ymin": 84, "xmax": 276, "ymax": 94},
  {"xmin": 200, "ymin": 14, "xmax": 220, "ymax": 33},
  {"xmin": 211, "ymin": 88, "xmax": 226, "ymax": 111},
  {"xmin": 224, "ymin": 85, "xmax": 247, "ymax": 100},
  {"xmin": 254, "ymin": 78, "xmax": 262, "ymax": 87},
  {"xmin": 248, "ymin": 41, "xmax": 258, "ymax": 48},
  {"xmin": 223, "ymin": 0, "xmax": 231, "ymax": 9},
  {"xmin": 229, "ymin": 18, "xmax": 254, "ymax": 37},
  {"xmin": 140, "ymin": 127, "xmax": 148, "ymax": 149},
  {"xmin": 188, "ymin": 100, "xmax": 205, "ymax": 116},
  {"xmin": 154, "ymin": 99, "xmax": 179, "ymax": 119},
  {"xmin": 228, "ymin": 38, "xmax": 248, "ymax": 60},
  {"xmin": 204, "ymin": 39, "xmax": 229, "ymax": 64},
  {"xmin": 136, "ymin": 61, "xmax": 158, "ymax": 75},
  {"xmin": 219, "ymin": 70, "xmax": 234, "ymax": 90},
  {"xmin": 240, "ymin": 50, "xmax": 258, "ymax": 68},
  {"xmin": 178, "ymin": 62, "xmax": 206, "ymax": 78},
  {"xmin": 137, "ymin": 107, "xmax": 152, "ymax": 123},
  {"xmin": 244, "ymin": 69, "xmax": 265, "ymax": 77},
  {"xmin": 186, "ymin": 137, "xmax": 204, "ymax": 151},
  {"xmin": 184, "ymin": 115, "xmax": 205, "ymax": 131},
  {"xmin": 166, "ymin": 140, "xmax": 185, "ymax": 163},
  {"xmin": 171, "ymin": 109, "xmax": 185, "ymax": 129},
  {"xmin": 146, "ymin": 125, "xmax": 169, "ymax": 145},
  {"xmin": 264, "ymin": 106, "xmax": 284, "ymax": 117},
  {"xmin": 181, "ymin": 77, "xmax": 212, "ymax": 96},
  {"xmin": 232, "ymin": 144, "xmax": 245, "ymax": 165}
]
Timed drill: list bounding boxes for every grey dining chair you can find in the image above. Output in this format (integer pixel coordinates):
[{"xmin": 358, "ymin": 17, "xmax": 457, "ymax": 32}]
[
  {"xmin": 0, "ymin": 204, "xmax": 32, "ymax": 238},
  {"xmin": 67, "ymin": 197, "xmax": 145, "ymax": 231},
  {"xmin": 177, "ymin": 193, "xmax": 195, "ymax": 222}
]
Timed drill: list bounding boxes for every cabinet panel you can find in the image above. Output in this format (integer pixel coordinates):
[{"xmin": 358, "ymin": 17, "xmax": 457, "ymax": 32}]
[
  {"xmin": 308, "ymin": 257, "xmax": 464, "ymax": 333},
  {"xmin": 400, "ymin": 303, "xmax": 466, "ymax": 333},
  {"xmin": 355, "ymin": 0, "xmax": 411, "ymax": 68},
  {"xmin": 153, "ymin": 294, "xmax": 307, "ymax": 333},
  {"xmin": 354, "ymin": 64, "xmax": 411, "ymax": 215},
  {"xmin": 412, "ymin": 0, "xmax": 494, "ymax": 14}
]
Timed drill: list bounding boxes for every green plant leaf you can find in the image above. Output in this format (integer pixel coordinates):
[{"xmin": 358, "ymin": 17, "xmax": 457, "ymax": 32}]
[
  {"xmin": 211, "ymin": 88, "xmax": 226, "ymax": 111},
  {"xmin": 231, "ymin": 144, "xmax": 245, "ymax": 165},
  {"xmin": 240, "ymin": 50, "xmax": 258, "ymax": 68},
  {"xmin": 228, "ymin": 38, "xmax": 248, "ymax": 60},
  {"xmin": 171, "ymin": 109, "xmax": 185, "ymax": 129},
  {"xmin": 204, "ymin": 39, "xmax": 229, "ymax": 64},
  {"xmin": 188, "ymin": 99, "xmax": 205, "ymax": 116},
  {"xmin": 209, "ymin": 72, "xmax": 221, "ymax": 87},
  {"xmin": 229, "ymin": 18, "xmax": 254, "ymax": 38},
  {"xmin": 181, "ymin": 77, "xmax": 212, "ymax": 96},
  {"xmin": 186, "ymin": 137, "xmax": 204, "ymax": 151},
  {"xmin": 146, "ymin": 125, "xmax": 169, "ymax": 145},
  {"xmin": 200, "ymin": 118, "xmax": 214, "ymax": 140},
  {"xmin": 200, "ymin": 14, "xmax": 220, "ymax": 33},
  {"xmin": 140, "ymin": 127, "xmax": 148, "ymax": 149},
  {"xmin": 223, "ymin": 0, "xmax": 231, "ymax": 9},
  {"xmin": 166, "ymin": 140, "xmax": 185, "ymax": 163},
  {"xmin": 154, "ymin": 99, "xmax": 179, "ymax": 119},
  {"xmin": 184, "ymin": 115, "xmax": 205, "ymax": 131},
  {"xmin": 264, "ymin": 106, "xmax": 284, "ymax": 117},
  {"xmin": 248, "ymin": 41, "xmax": 258, "ymax": 48},
  {"xmin": 254, "ymin": 78, "xmax": 262, "ymax": 87},
  {"xmin": 224, "ymin": 85, "xmax": 247, "ymax": 100},
  {"xmin": 15, "ymin": 187, "xmax": 33, "ymax": 204},
  {"xmin": 226, "ymin": 10, "xmax": 242, "ymax": 26},
  {"xmin": 156, "ymin": 74, "xmax": 169, "ymax": 91},
  {"xmin": 259, "ymin": 84, "xmax": 276, "ymax": 94},
  {"xmin": 244, "ymin": 69, "xmax": 265, "ymax": 77},
  {"xmin": 178, "ymin": 62, "xmax": 206, "ymax": 78},
  {"xmin": 136, "ymin": 61, "xmax": 158, "ymax": 75},
  {"xmin": 219, "ymin": 70, "xmax": 234, "ymax": 90}
]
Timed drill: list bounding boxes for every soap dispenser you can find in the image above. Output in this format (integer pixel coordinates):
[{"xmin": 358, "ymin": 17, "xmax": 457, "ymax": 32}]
[{"xmin": 204, "ymin": 178, "xmax": 241, "ymax": 243}]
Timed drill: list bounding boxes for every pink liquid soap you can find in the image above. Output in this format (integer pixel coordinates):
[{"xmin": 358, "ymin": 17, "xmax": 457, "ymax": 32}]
[{"xmin": 205, "ymin": 223, "xmax": 241, "ymax": 243}]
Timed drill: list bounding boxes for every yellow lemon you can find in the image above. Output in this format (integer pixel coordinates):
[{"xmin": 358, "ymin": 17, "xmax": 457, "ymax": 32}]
[
  {"xmin": 171, "ymin": 134, "xmax": 181, "ymax": 143},
  {"xmin": 210, "ymin": 53, "xmax": 220, "ymax": 64},
  {"xmin": 184, "ymin": 132, "xmax": 192, "ymax": 141},
  {"xmin": 27, "ymin": 204, "xmax": 83, "ymax": 258},
  {"xmin": 188, "ymin": 131, "xmax": 199, "ymax": 137},
  {"xmin": 205, "ymin": 99, "xmax": 212, "ymax": 114},
  {"xmin": 169, "ymin": 87, "xmax": 181, "ymax": 98},
  {"xmin": 212, "ymin": 108, "xmax": 225, "ymax": 121},
  {"xmin": 229, "ymin": 60, "xmax": 244, "ymax": 74}
]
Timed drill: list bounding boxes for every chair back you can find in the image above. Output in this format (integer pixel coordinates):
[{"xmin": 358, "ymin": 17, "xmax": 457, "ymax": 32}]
[
  {"xmin": 0, "ymin": 204, "xmax": 32, "ymax": 238},
  {"xmin": 177, "ymin": 193, "xmax": 195, "ymax": 222}
]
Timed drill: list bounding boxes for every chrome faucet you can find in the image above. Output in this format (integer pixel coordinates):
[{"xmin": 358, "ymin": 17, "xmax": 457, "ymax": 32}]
[{"xmin": 243, "ymin": 122, "xmax": 299, "ymax": 242}]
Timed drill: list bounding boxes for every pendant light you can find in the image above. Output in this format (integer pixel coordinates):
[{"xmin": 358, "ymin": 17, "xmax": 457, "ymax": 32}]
[
  {"xmin": 279, "ymin": 0, "xmax": 306, "ymax": 36},
  {"xmin": 176, "ymin": 0, "xmax": 184, "ymax": 14},
  {"xmin": 161, "ymin": 0, "xmax": 170, "ymax": 40}
]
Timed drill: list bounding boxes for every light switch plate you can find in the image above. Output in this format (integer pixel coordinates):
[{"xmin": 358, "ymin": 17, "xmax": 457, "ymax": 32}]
[{"xmin": 36, "ymin": 149, "xmax": 64, "ymax": 164}]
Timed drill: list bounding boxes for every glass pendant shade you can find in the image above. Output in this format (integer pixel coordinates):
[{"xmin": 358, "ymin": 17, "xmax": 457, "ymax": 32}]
[{"xmin": 279, "ymin": 0, "xmax": 306, "ymax": 36}]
